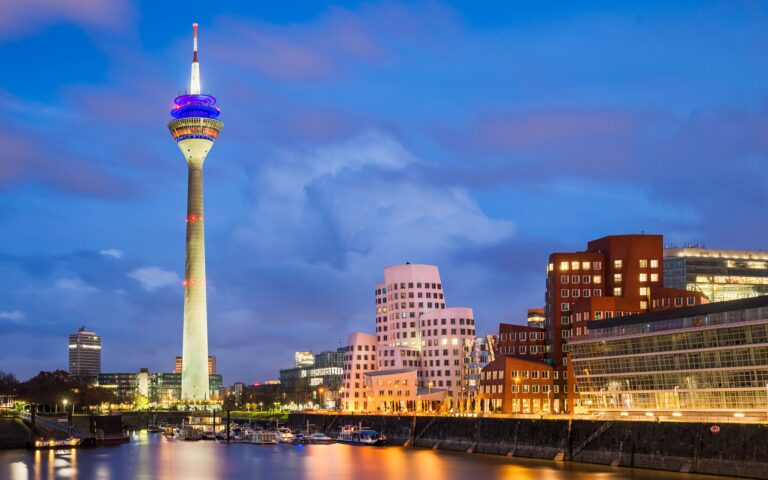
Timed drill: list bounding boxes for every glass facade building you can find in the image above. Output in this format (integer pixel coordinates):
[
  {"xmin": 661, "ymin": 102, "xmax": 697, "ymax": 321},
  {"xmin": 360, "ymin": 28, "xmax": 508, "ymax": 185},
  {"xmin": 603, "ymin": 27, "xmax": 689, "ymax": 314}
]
[
  {"xmin": 569, "ymin": 296, "xmax": 768, "ymax": 416},
  {"xmin": 664, "ymin": 248, "xmax": 768, "ymax": 302}
]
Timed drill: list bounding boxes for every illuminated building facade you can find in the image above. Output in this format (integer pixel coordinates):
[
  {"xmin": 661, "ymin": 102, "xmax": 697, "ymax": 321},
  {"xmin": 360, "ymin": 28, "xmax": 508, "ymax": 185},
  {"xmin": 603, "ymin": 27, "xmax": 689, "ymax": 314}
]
[
  {"xmin": 527, "ymin": 308, "xmax": 545, "ymax": 328},
  {"xmin": 545, "ymin": 234, "xmax": 706, "ymax": 412},
  {"xmin": 569, "ymin": 295, "xmax": 768, "ymax": 418},
  {"xmin": 68, "ymin": 327, "xmax": 101, "ymax": 377},
  {"xmin": 364, "ymin": 368, "xmax": 418, "ymax": 413},
  {"xmin": 279, "ymin": 348, "xmax": 344, "ymax": 406},
  {"xmin": 168, "ymin": 24, "xmax": 223, "ymax": 401},
  {"xmin": 665, "ymin": 248, "xmax": 768, "ymax": 302},
  {"xmin": 97, "ymin": 370, "xmax": 222, "ymax": 405},
  {"xmin": 478, "ymin": 356, "xmax": 557, "ymax": 414},
  {"xmin": 375, "ymin": 263, "xmax": 476, "ymax": 408},
  {"xmin": 342, "ymin": 332, "xmax": 377, "ymax": 412},
  {"xmin": 174, "ymin": 355, "xmax": 217, "ymax": 375},
  {"xmin": 464, "ymin": 335, "xmax": 496, "ymax": 410}
]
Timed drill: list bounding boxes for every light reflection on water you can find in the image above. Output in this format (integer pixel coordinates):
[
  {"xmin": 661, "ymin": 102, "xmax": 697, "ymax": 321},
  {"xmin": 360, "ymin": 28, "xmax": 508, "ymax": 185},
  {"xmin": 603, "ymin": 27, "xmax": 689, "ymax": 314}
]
[{"xmin": 0, "ymin": 433, "xmax": 739, "ymax": 480}]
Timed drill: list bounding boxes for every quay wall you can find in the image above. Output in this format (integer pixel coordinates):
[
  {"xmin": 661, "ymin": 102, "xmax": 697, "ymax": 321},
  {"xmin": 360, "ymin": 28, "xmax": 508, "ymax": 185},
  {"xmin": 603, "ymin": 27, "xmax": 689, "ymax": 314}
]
[{"xmin": 288, "ymin": 414, "xmax": 768, "ymax": 479}]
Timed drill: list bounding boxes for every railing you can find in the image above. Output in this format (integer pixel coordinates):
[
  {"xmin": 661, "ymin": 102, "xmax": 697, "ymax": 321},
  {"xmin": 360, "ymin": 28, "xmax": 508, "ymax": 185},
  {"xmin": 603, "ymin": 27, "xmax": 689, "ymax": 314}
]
[
  {"xmin": 19, "ymin": 413, "xmax": 90, "ymax": 439},
  {"xmin": 570, "ymin": 420, "xmax": 614, "ymax": 459}
]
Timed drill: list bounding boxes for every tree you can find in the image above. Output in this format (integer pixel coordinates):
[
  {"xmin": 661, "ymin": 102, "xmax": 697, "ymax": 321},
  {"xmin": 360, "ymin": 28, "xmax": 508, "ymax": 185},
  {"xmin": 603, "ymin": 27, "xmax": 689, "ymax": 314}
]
[
  {"xmin": 0, "ymin": 370, "xmax": 19, "ymax": 395},
  {"xmin": 19, "ymin": 370, "xmax": 74, "ymax": 406}
]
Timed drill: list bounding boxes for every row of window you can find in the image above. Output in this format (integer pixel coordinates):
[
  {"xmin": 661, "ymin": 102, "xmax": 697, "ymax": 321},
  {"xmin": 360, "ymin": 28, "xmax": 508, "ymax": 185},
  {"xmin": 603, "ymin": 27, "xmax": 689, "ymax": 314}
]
[
  {"xmin": 379, "ymin": 282, "xmax": 442, "ymax": 293},
  {"xmin": 498, "ymin": 345, "xmax": 539, "ymax": 355},
  {"xmin": 498, "ymin": 331, "xmax": 544, "ymax": 341},
  {"xmin": 551, "ymin": 261, "xmax": 602, "ymax": 272}
]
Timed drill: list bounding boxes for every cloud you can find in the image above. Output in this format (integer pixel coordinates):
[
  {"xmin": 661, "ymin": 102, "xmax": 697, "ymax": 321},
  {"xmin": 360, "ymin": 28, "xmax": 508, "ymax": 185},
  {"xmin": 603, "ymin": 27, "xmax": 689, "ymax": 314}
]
[
  {"xmin": 0, "ymin": 310, "xmax": 24, "ymax": 322},
  {"xmin": 0, "ymin": 0, "xmax": 132, "ymax": 38},
  {"xmin": 128, "ymin": 267, "xmax": 181, "ymax": 292},
  {"xmin": 55, "ymin": 277, "xmax": 98, "ymax": 293},
  {"xmin": 99, "ymin": 249, "xmax": 124, "ymax": 260}
]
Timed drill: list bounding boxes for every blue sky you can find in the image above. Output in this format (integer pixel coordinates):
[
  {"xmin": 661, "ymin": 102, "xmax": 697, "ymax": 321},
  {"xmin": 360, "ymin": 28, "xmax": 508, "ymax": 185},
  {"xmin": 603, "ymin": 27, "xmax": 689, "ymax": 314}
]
[{"xmin": 1, "ymin": 1, "xmax": 767, "ymax": 383}]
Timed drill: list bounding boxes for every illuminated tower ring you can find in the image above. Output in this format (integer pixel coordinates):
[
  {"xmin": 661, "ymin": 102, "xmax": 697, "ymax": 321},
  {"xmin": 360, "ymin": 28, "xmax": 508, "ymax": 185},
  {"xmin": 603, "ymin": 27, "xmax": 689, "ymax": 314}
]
[{"xmin": 168, "ymin": 23, "xmax": 222, "ymax": 402}]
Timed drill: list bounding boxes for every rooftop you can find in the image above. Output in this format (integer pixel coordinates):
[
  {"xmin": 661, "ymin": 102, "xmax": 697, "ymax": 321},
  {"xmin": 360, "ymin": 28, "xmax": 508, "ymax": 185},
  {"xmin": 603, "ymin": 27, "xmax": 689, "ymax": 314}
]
[{"xmin": 364, "ymin": 368, "xmax": 417, "ymax": 377}]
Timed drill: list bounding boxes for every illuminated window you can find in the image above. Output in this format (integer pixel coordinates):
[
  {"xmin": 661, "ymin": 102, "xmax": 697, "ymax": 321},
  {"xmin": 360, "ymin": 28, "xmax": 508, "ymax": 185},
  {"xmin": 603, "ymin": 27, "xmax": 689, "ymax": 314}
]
[
  {"xmin": 639, "ymin": 273, "xmax": 647, "ymax": 282},
  {"xmin": 613, "ymin": 287, "xmax": 622, "ymax": 296},
  {"xmin": 650, "ymin": 273, "xmax": 659, "ymax": 282},
  {"xmin": 593, "ymin": 275, "xmax": 601, "ymax": 284},
  {"xmin": 639, "ymin": 259, "xmax": 648, "ymax": 268},
  {"xmin": 548, "ymin": 263, "xmax": 554, "ymax": 272},
  {"xmin": 640, "ymin": 300, "xmax": 648, "ymax": 310},
  {"xmin": 581, "ymin": 261, "xmax": 590, "ymax": 270},
  {"xmin": 560, "ymin": 262, "xmax": 569, "ymax": 271},
  {"xmin": 614, "ymin": 259, "xmax": 623, "ymax": 269},
  {"xmin": 650, "ymin": 259, "xmax": 659, "ymax": 268},
  {"xmin": 639, "ymin": 287, "xmax": 648, "ymax": 296},
  {"xmin": 570, "ymin": 261, "xmax": 579, "ymax": 270},
  {"xmin": 613, "ymin": 273, "xmax": 622, "ymax": 283}
]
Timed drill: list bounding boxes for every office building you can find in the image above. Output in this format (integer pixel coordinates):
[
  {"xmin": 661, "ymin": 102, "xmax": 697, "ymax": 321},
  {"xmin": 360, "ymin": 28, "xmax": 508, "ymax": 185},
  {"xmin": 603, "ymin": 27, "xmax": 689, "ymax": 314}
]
[
  {"xmin": 545, "ymin": 234, "xmax": 706, "ymax": 412},
  {"xmin": 97, "ymin": 370, "xmax": 222, "ymax": 405},
  {"xmin": 665, "ymin": 247, "xmax": 768, "ymax": 302},
  {"xmin": 527, "ymin": 308, "xmax": 545, "ymax": 328},
  {"xmin": 569, "ymin": 295, "xmax": 768, "ymax": 418},
  {"xmin": 341, "ymin": 333, "xmax": 377, "ymax": 412},
  {"xmin": 68, "ymin": 327, "xmax": 101, "ymax": 377},
  {"xmin": 279, "ymin": 348, "xmax": 344, "ymax": 407}
]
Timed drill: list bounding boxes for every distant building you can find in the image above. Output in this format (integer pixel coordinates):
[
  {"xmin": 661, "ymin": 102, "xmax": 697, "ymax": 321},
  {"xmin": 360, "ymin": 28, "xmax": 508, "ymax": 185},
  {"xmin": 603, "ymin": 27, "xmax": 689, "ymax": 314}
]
[
  {"xmin": 664, "ymin": 248, "xmax": 768, "ymax": 302},
  {"xmin": 279, "ymin": 348, "xmax": 344, "ymax": 407},
  {"xmin": 463, "ymin": 335, "xmax": 496, "ymax": 411},
  {"xmin": 526, "ymin": 309, "xmax": 545, "ymax": 328},
  {"xmin": 295, "ymin": 351, "xmax": 315, "ymax": 367},
  {"xmin": 68, "ymin": 327, "xmax": 101, "ymax": 377},
  {"xmin": 175, "ymin": 355, "xmax": 217, "ymax": 375},
  {"xmin": 341, "ymin": 332, "xmax": 378, "ymax": 412},
  {"xmin": 570, "ymin": 295, "xmax": 768, "ymax": 418},
  {"xmin": 97, "ymin": 370, "xmax": 222, "ymax": 405}
]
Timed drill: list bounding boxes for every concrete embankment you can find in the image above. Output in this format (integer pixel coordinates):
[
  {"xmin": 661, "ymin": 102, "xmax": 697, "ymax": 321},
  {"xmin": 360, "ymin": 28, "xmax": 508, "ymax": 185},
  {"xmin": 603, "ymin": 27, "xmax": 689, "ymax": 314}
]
[
  {"xmin": 0, "ymin": 418, "xmax": 31, "ymax": 449},
  {"xmin": 288, "ymin": 414, "xmax": 768, "ymax": 479}
]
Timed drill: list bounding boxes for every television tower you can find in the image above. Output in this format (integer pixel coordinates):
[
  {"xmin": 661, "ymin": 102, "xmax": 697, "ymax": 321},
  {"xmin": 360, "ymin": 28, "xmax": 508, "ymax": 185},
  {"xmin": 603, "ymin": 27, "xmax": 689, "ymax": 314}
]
[{"xmin": 168, "ymin": 23, "xmax": 223, "ymax": 401}]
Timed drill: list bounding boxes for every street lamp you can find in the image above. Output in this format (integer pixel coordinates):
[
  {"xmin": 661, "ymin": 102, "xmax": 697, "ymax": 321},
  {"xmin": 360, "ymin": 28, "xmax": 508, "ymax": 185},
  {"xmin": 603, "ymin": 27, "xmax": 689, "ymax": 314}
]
[{"xmin": 427, "ymin": 381, "xmax": 434, "ymax": 413}]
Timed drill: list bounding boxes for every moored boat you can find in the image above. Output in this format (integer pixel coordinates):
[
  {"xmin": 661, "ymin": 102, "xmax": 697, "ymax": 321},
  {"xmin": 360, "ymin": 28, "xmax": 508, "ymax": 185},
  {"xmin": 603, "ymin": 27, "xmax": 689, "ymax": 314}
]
[
  {"xmin": 335, "ymin": 425, "xmax": 386, "ymax": 446},
  {"xmin": 306, "ymin": 432, "xmax": 334, "ymax": 445},
  {"xmin": 275, "ymin": 427, "xmax": 296, "ymax": 444}
]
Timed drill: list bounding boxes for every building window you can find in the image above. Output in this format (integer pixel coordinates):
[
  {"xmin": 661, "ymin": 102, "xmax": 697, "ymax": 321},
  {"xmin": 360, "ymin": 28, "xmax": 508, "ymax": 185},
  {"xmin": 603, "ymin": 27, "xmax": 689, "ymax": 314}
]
[
  {"xmin": 581, "ymin": 261, "xmax": 590, "ymax": 270},
  {"xmin": 583, "ymin": 289, "xmax": 591, "ymax": 297},
  {"xmin": 687, "ymin": 296, "xmax": 696, "ymax": 305},
  {"xmin": 650, "ymin": 259, "xmax": 659, "ymax": 268},
  {"xmin": 572, "ymin": 289, "xmax": 580, "ymax": 297},
  {"xmin": 639, "ymin": 287, "xmax": 648, "ymax": 296},
  {"xmin": 561, "ymin": 303, "xmax": 570, "ymax": 311},
  {"xmin": 639, "ymin": 273, "xmax": 647, "ymax": 282},
  {"xmin": 561, "ymin": 315, "xmax": 570, "ymax": 325},
  {"xmin": 614, "ymin": 259, "xmax": 623, "ymax": 269},
  {"xmin": 613, "ymin": 273, "xmax": 622, "ymax": 283},
  {"xmin": 593, "ymin": 289, "xmax": 601, "ymax": 297},
  {"xmin": 571, "ymin": 261, "xmax": 580, "ymax": 270},
  {"xmin": 593, "ymin": 275, "xmax": 601, "ymax": 284},
  {"xmin": 639, "ymin": 259, "xmax": 648, "ymax": 268},
  {"xmin": 560, "ymin": 262, "xmax": 569, "ymax": 271},
  {"xmin": 650, "ymin": 273, "xmax": 659, "ymax": 282},
  {"xmin": 613, "ymin": 287, "xmax": 622, "ymax": 296},
  {"xmin": 640, "ymin": 300, "xmax": 648, "ymax": 310},
  {"xmin": 593, "ymin": 261, "xmax": 602, "ymax": 270},
  {"xmin": 571, "ymin": 275, "xmax": 580, "ymax": 283},
  {"xmin": 561, "ymin": 289, "xmax": 569, "ymax": 297},
  {"xmin": 582, "ymin": 275, "xmax": 590, "ymax": 283},
  {"xmin": 561, "ymin": 275, "xmax": 569, "ymax": 284}
]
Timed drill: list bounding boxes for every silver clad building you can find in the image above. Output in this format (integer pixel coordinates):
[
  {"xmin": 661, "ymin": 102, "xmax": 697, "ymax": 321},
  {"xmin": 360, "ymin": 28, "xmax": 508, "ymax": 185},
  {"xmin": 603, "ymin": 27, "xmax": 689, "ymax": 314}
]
[{"xmin": 68, "ymin": 327, "xmax": 101, "ymax": 377}]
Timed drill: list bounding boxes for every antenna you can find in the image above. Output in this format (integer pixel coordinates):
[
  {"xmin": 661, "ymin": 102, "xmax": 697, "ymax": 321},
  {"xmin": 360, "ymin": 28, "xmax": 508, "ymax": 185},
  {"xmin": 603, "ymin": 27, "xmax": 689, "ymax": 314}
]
[{"xmin": 192, "ymin": 23, "xmax": 199, "ymax": 62}]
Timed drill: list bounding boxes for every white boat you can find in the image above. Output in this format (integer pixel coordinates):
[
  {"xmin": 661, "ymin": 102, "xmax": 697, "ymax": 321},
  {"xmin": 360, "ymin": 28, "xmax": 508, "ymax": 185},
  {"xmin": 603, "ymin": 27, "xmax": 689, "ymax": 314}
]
[
  {"xmin": 174, "ymin": 426, "xmax": 202, "ymax": 441},
  {"xmin": 275, "ymin": 427, "xmax": 296, "ymax": 444},
  {"xmin": 306, "ymin": 432, "xmax": 334, "ymax": 444},
  {"xmin": 335, "ymin": 425, "xmax": 386, "ymax": 446}
]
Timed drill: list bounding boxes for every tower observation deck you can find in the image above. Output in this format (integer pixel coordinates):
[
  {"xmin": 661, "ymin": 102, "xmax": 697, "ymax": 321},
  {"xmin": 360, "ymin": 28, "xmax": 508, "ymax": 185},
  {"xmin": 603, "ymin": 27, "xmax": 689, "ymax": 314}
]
[{"xmin": 168, "ymin": 23, "xmax": 223, "ymax": 402}]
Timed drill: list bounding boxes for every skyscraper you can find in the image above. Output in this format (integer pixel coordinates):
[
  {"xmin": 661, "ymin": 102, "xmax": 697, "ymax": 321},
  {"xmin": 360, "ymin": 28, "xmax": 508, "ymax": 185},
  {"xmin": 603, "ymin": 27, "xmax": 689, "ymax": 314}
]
[
  {"xmin": 168, "ymin": 23, "xmax": 223, "ymax": 401},
  {"xmin": 68, "ymin": 327, "xmax": 101, "ymax": 377}
]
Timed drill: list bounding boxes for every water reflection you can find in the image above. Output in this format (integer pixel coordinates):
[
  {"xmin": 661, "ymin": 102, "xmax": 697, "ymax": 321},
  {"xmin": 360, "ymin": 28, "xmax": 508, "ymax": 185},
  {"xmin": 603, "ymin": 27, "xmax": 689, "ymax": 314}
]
[{"xmin": 0, "ymin": 433, "xmax": 739, "ymax": 480}]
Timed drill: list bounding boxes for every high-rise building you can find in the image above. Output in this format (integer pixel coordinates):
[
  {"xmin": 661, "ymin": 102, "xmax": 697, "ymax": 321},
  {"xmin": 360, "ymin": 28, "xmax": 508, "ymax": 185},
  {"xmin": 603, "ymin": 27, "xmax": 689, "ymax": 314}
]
[
  {"xmin": 664, "ymin": 247, "xmax": 768, "ymax": 302},
  {"xmin": 168, "ymin": 23, "xmax": 223, "ymax": 401},
  {"xmin": 279, "ymin": 348, "xmax": 345, "ymax": 406},
  {"xmin": 174, "ymin": 355, "xmax": 217, "ymax": 375},
  {"xmin": 374, "ymin": 263, "xmax": 476, "ymax": 407},
  {"xmin": 341, "ymin": 332, "xmax": 378, "ymax": 412},
  {"xmin": 68, "ymin": 327, "xmax": 101, "ymax": 377},
  {"xmin": 545, "ymin": 234, "xmax": 706, "ymax": 412}
]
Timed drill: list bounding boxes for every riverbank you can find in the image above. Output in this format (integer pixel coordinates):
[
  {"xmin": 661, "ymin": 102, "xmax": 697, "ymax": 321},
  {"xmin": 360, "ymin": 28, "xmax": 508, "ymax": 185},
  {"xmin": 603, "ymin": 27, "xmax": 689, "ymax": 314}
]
[
  {"xmin": 287, "ymin": 413, "xmax": 768, "ymax": 479},
  {"xmin": 0, "ymin": 417, "xmax": 30, "ymax": 449}
]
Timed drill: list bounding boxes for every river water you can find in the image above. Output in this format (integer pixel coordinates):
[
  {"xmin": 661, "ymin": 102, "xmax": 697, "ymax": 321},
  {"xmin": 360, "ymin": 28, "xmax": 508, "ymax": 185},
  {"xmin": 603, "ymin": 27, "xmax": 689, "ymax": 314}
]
[{"xmin": 0, "ymin": 431, "xmax": 737, "ymax": 480}]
